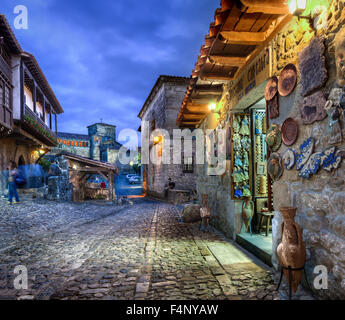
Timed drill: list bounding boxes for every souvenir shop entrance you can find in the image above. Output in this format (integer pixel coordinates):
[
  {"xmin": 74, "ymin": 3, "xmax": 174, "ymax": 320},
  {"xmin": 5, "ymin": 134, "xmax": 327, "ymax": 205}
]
[{"xmin": 234, "ymin": 97, "xmax": 273, "ymax": 266}]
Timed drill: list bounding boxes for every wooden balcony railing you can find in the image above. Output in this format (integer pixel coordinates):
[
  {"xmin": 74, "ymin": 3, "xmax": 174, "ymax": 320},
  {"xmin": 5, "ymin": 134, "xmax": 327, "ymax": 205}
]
[
  {"xmin": 0, "ymin": 54, "xmax": 12, "ymax": 81},
  {"xmin": 24, "ymin": 104, "xmax": 56, "ymax": 139}
]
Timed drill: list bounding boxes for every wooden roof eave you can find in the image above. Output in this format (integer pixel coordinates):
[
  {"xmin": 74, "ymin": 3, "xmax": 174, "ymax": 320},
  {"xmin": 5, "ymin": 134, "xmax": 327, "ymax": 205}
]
[{"xmin": 178, "ymin": 0, "xmax": 291, "ymax": 124}]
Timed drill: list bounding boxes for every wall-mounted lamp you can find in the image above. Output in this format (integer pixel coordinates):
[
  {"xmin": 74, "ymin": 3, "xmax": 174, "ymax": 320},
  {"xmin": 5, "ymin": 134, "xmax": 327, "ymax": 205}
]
[
  {"xmin": 289, "ymin": 0, "xmax": 307, "ymax": 16},
  {"xmin": 209, "ymin": 102, "xmax": 220, "ymax": 115},
  {"xmin": 288, "ymin": 0, "xmax": 315, "ymax": 29},
  {"xmin": 153, "ymin": 135, "xmax": 163, "ymax": 145}
]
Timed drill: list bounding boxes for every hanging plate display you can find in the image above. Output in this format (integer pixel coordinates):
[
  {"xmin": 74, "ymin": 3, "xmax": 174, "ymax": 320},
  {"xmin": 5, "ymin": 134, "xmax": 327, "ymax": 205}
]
[
  {"xmin": 282, "ymin": 148, "xmax": 295, "ymax": 170},
  {"xmin": 281, "ymin": 118, "xmax": 299, "ymax": 146},
  {"xmin": 266, "ymin": 124, "xmax": 282, "ymax": 152},
  {"xmin": 278, "ymin": 63, "xmax": 297, "ymax": 97},
  {"xmin": 296, "ymin": 137, "xmax": 315, "ymax": 171},
  {"xmin": 267, "ymin": 95, "xmax": 279, "ymax": 119},
  {"xmin": 298, "ymin": 152, "xmax": 323, "ymax": 179},
  {"xmin": 268, "ymin": 153, "xmax": 284, "ymax": 182},
  {"xmin": 265, "ymin": 76, "xmax": 278, "ymax": 101},
  {"xmin": 321, "ymin": 146, "xmax": 342, "ymax": 172}
]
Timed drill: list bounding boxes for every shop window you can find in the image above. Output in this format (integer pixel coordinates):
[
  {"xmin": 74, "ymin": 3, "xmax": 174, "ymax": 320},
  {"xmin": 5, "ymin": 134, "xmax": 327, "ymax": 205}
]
[{"xmin": 183, "ymin": 156, "xmax": 194, "ymax": 173}]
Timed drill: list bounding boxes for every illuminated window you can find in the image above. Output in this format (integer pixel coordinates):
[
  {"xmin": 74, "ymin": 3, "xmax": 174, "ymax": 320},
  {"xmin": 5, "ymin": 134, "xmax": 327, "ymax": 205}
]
[
  {"xmin": 86, "ymin": 142, "xmax": 88, "ymax": 147},
  {"xmin": 79, "ymin": 141, "xmax": 82, "ymax": 147},
  {"xmin": 83, "ymin": 142, "xmax": 85, "ymax": 147},
  {"xmin": 64, "ymin": 140, "xmax": 67, "ymax": 145},
  {"xmin": 68, "ymin": 141, "xmax": 71, "ymax": 146}
]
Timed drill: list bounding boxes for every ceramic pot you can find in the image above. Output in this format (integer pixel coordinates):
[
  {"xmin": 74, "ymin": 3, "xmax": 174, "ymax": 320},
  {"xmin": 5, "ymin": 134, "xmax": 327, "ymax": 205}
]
[{"xmin": 277, "ymin": 207, "xmax": 306, "ymax": 293}]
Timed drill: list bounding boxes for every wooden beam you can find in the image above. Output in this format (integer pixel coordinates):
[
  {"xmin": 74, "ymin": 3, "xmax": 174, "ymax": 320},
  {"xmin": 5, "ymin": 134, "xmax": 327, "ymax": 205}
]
[
  {"xmin": 180, "ymin": 120, "xmax": 202, "ymax": 125},
  {"xmin": 97, "ymin": 170, "xmax": 108, "ymax": 181},
  {"xmin": 200, "ymin": 73, "xmax": 234, "ymax": 81},
  {"xmin": 190, "ymin": 93, "xmax": 220, "ymax": 101},
  {"xmin": 194, "ymin": 84, "xmax": 223, "ymax": 92},
  {"xmin": 240, "ymin": 0, "xmax": 290, "ymax": 15},
  {"xmin": 209, "ymin": 55, "xmax": 247, "ymax": 66},
  {"xmin": 181, "ymin": 114, "xmax": 205, "ymax": 121},
  {"xmin": 185, "ymin": 105, "xmax": 209, "ymax": 114},
  {"xmin": 219, "ymin": 31, "xmax": 266, "ymax": 45}
]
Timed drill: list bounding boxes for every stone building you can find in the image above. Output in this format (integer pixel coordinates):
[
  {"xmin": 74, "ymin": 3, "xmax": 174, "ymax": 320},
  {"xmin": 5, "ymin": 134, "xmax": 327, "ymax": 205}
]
[
  {"xmin": 0, "ymin": 14, "xmax": 63, "ymax": 192},
  {"xmin": 138, "ymin": 75, "xmax": 197, "ymax": 201},
  {"xmin": 52, "ymin": 122, "xmax": 123, "ymax": 164},
  {"xmin": 177, "ymin": 0, "xmax": 345, "ymax": 299}
]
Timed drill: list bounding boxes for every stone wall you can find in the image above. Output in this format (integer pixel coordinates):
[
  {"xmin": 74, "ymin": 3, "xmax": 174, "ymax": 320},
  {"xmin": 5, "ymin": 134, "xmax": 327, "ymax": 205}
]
[
  {"xmin": 270, "ymin": 1, "xmax": 345, "ymax": 299},
  {"xmin": 51, "ymin": 145, "xmax": 90, "ymax": 158},
  {"xmin": 141, "ymin": 79, "xmax": 197, "ymax": 200},
  {"xmin": 196, "ymin": 0, "xmax": 345, "ymax": 299}
]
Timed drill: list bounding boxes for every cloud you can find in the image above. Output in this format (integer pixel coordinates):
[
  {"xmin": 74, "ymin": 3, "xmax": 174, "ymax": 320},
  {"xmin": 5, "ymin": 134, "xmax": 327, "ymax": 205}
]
[{"xmin": 1, "ymin": 0, "xmax": 219, "ymax": 137}]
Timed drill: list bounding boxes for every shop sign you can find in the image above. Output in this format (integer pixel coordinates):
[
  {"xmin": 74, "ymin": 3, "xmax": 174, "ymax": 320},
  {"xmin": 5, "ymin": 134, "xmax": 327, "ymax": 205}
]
[{"xmin": 229, "ymin": 48, "xmax": 271, "ymax": 108}]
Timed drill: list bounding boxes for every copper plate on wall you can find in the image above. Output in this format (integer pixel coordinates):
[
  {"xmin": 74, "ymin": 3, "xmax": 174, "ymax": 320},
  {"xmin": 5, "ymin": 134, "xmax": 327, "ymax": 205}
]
[
  {"xmin": 265, "ymin": 76, "xmax": 278, "ymax": 101},
  {"xmin": 278, "ymin": 64, "xmax": 297, "ymax": 97},
  {"xmin": 281, "ymin": 118, "xmax": 298, "ymax": 146}
]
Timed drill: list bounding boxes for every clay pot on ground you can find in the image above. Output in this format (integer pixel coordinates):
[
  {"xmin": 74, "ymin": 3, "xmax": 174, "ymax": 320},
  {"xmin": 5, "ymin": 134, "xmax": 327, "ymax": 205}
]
[{"xmin": 277, "ymin": 207, "xmax": 306, "ymax": 294}]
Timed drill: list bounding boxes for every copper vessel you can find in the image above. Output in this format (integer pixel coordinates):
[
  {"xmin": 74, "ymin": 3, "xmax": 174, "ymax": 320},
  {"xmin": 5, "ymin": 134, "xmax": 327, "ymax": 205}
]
[{"xmin": 277, "ymin": 207, "xmax": 306, "ymax": 293}]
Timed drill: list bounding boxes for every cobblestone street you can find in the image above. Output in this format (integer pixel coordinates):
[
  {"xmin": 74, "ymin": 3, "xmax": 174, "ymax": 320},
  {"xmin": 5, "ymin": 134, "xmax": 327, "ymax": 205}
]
[{"xmin": 0, "ymin": 196, "xmax": 281, "ymax": 300}]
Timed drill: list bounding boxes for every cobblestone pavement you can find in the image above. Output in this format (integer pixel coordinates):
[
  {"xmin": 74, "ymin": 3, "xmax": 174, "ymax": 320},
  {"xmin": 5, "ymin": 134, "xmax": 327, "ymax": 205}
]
[{"xmin": 0, "ymin": 196, "xmax": 282, "ymax": 300}]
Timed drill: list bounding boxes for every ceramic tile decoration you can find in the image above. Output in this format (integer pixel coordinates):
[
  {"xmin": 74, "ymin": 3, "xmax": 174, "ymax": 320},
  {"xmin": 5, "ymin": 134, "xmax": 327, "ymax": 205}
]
[
  {"xmin": 298, "ymin": 37, "xmax": 328, "ymax": 97},
  {"xmin": 283, "ymin": 148, "xmax": 295, "ymax": 170},
  {"xmin": 268, "ymin": 153, "xmax": 284, "ymax": 182},
  {"xmin": 321, "ymin": 146, "xmax": 342, "ymax": 172},
  {"xmin": 299, "ymin": 91, "xmax": 327, "ymax": 125},
  {"xmin": 296, "ymin": 137, "xmax": 315, "ymax": 171},
  {"xmin": 298, "ymin": 152, "xmax": 323, "ymax": 179},
  {"xmin": 239, "ymin": 115, "xmax": 250, "ymax": 136},
  {"xmin": 231, "ymin": 113, "xmax": 252, "ymax": 200}
]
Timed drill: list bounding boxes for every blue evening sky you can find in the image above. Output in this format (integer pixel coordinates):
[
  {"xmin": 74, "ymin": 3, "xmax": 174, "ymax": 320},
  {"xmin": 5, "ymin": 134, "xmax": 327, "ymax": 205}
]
[{"xmin": 1, "ymin": 0, "xmax": 218, "ymax": 139}]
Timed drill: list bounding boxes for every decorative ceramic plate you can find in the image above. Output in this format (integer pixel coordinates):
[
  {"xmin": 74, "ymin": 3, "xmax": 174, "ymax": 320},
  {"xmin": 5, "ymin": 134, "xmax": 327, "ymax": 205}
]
[
  {"xmin": 265, "ymin": 76, "xmax": 278, "ymax": 101},
  {"xmin": 321, "ymin": 146, "xmax": 342, "ymax": 172},
  {"xmin": 266, "ymin": 124, "xmax": 282, "ymax": 152},
  {"xmin": 268, "ymin": 153, "xmax": 284, "ymax": 182},
  {"xmin": 278, "ymin": 63, "xmax": 297, "ymax": 97},
  {"xmin": 296, "ymin": 137, "xmax": 314, "ymax": 171},
  {"xmin": 267, "ymin": 95, "xmax": 279, "ymax": 119},
  {"xmin": 298, "ymin": 152, "xmax": 322, "ymax": 179},
  {"xmin": 281, "ymin": 118, "xmax": 298, "ymax": 146},
  {"xmin": 282, "ymin": 148, "xmax": 295, "ymax": 170}
]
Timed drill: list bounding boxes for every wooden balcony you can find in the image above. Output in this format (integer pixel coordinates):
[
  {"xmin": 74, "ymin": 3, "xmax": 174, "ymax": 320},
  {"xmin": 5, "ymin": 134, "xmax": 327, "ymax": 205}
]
[
  {"xmin": 22, "ymin": 104, "xmax": 57, "ymax": 146},
  {"xmin": 0, "ymin": 54, "xmax": 12, "ymax": 81}
]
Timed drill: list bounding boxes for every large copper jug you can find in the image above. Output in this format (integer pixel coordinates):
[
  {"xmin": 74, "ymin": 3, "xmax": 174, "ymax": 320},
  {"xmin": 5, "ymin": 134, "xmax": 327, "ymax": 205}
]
[{"xmin": 277, "ymin": 207, "xmax": 306, "ymax": 293}]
